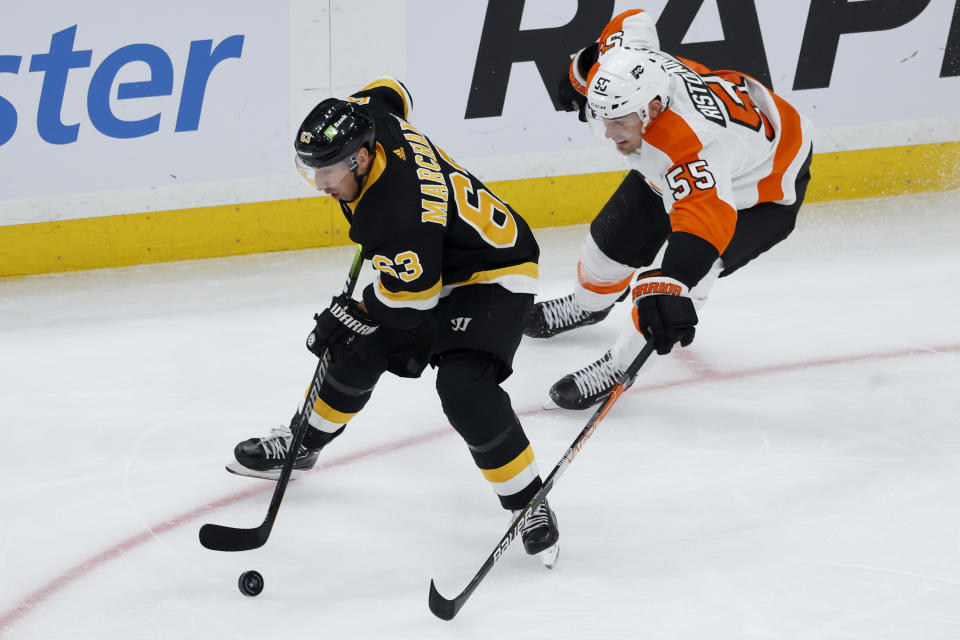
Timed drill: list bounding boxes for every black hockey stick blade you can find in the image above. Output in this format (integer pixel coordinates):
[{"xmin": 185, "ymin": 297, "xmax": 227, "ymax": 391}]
[
  {"xmin": 198, "ymin": 521, "xmax": 271, "ymax": 552},
  {"xmin": 426, "ymin": 341, "xmax": 656, "ymax": 620},
  {"xmin": 428, "ymin": 579, "xmax": 459, "ymax": 621},
  {"xmin": 427, "ymin": 497, "xmax": 547, "ymax": 620},
  {"xmin": 198, "ymin": 246, "xmax": 365, "ymax": 554}
]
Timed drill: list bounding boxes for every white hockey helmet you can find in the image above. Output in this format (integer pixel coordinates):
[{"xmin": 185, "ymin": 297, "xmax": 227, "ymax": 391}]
[{"xmin": 587, "ymin": 47, "xmax": 670, "ymax": 130}]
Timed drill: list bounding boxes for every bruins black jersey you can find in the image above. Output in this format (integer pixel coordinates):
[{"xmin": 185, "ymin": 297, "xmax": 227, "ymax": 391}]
[{"xmin": 338, "ymin": 78, "xmax": 540, "ymax": 329}]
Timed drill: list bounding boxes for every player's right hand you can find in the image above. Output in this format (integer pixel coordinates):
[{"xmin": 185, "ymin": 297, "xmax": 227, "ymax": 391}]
[
  {"xmin": 630, "ymin": 270, "xmax": 698, "ymax": 355},
  {"xmin": 306, "ymin": 294, "xmax": 380, "ymax": 361}
]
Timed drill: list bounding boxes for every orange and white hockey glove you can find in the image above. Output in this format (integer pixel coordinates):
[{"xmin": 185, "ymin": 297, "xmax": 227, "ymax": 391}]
[{"xmin": 631, "ymin": 270, "xmax": 698, "ymax": 355}]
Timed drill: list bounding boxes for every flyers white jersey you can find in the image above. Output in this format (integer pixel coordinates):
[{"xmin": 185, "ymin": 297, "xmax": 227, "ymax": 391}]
[
  {"xmin": 586, "ymin": 10, "xmax": 813, "ymax": 256},
  {"xmin": 596, "ymin": 8, "xmax": 660, "ymax": 54},
  {"xmin": 615, "ymin": 50, "xmax": 811, "ymax": 253}
]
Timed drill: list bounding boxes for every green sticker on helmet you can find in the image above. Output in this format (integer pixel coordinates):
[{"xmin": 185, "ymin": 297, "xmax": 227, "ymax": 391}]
[{"xmin": 323, "ymin": 125, "xmax": 338, "ymax": 140}]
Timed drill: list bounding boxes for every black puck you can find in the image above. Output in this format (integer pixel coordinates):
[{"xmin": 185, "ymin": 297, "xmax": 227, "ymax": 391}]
[{"xmin": 238, "ymin": 570, "xmax": 264, "ymax": 596}]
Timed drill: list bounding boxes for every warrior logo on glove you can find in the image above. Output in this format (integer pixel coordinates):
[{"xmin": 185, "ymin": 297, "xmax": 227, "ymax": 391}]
[
  {"xmin": 306, "ymin": 294, "xmax": 379, "ymax": 361},
  {"xmin": 631, "ymin": 270, "xmax": 698, "ymax": 356},
  {"xmin": 329, "ymin": 300, "xmax": 379, "ymax": 336}
]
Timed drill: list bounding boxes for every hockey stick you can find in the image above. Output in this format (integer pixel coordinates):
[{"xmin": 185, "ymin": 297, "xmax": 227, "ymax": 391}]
[
  {"xmin": 428, "ymin": 340, "xmax": 656, "ymax": 620},
  {"xmin": 199, "ymin": 246, "xmax": 365, "ymax": 552}
]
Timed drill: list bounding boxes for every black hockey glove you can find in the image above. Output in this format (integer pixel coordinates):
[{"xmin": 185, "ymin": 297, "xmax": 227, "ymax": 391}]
[
  {"xmin": 630, "ymin": 271, "xmax": 698, "ymax": 355},
  {"xmin": 558, "ymin": 43, "xmax": 599, "ymax": 122},
  {"xmin": 557, "ymin": 77, "xmax": 588, "ymax": 122},
  {"xmin": 306, "ymin": 294, "xmax": 379, "ymax": 361}
]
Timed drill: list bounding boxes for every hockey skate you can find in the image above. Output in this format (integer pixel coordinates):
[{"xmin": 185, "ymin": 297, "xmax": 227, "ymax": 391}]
[
  {"xmin": 547, "ymin": 350, "xmax": 623, "ymax": 410},
  {"xmin": 227, "ymin": 424, "xmax": 329, "ymax": 481},
  {"xmin": 524, "ymin": 293, "xmax": 612, "ymax": 338},
  {"xmin": 514, "ymin": 499, "xmax": 560, "ymax": 569}
]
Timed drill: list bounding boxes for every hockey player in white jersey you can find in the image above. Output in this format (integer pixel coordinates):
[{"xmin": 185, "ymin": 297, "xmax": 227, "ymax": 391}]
[{"xmin": 527, "ymin": 9, "xmax": 814, "ymax": 409}]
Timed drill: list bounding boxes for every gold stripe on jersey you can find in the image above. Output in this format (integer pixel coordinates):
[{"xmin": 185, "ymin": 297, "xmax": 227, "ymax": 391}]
[
  {"xmin": 310, "ymin": 396, "xmax": 357, "ymax": 424},
  {"xmin": 443, "ymin": 262, "xmax": 539, "ymax": 295},
  {"xmin": 375, "ymin": 276, "xmax": 442, "ymax": 310},
  {"xmin": 358, "ymin": 77, "xmax": 411, "ymax": 119},
  {"xmin": 345, "ymin": 143, "xmax": 388, "ymax": 212}
]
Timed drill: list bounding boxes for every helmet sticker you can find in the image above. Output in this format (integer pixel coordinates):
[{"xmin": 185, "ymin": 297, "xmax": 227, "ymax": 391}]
[
  {"xmin": 295, "ymin": 98, "xmax": 375, "ymax": 169},
  {"xmin": 587, "ymin": 48, "xmax": 670, "ymax": 124}
]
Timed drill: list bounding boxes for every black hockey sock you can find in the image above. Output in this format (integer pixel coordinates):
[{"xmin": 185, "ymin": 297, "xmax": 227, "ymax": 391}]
[{"xmin": 302, "ymin": 424, "xmax": 345, "ymax": 450}]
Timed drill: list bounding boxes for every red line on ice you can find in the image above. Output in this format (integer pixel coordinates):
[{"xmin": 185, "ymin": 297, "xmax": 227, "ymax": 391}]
[
  {"xmin": 1, "ymin": 342, "xmax": 957, "ymax": 635},
  {"xmin": 0, "ymin": 430, "xmax": 449, "ymax": 635}
]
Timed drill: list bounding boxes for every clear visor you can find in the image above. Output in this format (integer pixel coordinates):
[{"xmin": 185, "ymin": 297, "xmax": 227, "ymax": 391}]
[
  {"xmin": 585, "ymin": 108, "xmax": 643, "ymax": 143},
  {"xmin": 584, "ymin": 102, "xmax": 607, "ymax": 141},
  {"xmin": 295, "ymin": 154, "xmax": 355, "ymax": 191}
]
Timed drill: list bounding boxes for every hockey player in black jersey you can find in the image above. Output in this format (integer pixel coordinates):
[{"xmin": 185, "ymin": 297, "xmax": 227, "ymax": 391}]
[{"xmin": 228, "ymin": 78, "xmax": 559, "ymax": 567}]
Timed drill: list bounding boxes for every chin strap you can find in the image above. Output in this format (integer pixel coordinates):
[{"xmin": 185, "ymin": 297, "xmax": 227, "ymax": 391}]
[{"xmin": 349, "ymin": 148, "xmax": 373, "ymax": 194}]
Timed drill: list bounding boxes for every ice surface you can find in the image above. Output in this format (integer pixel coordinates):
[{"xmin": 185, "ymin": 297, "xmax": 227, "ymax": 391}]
[{"xmin": 1, "ymin": 190, "xmax": 959, "ymax": 639}]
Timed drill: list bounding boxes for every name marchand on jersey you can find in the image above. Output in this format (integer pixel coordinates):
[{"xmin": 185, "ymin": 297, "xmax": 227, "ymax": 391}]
[
  {"xmin": 373, "ymin": 115, "xmax": 537, "ymax": 313},
  {"xmin": 341, "ymin": 77, "xmax": 539, "ymax": 322},
  {"xmin": 394, "ymin": 115, "xmax": 452, "ymax": 228}
]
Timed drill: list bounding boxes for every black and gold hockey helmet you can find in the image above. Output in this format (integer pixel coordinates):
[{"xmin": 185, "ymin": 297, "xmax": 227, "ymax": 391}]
[{"xmin": 294, "ymin": 98, "xmax": 375, "ymax": 169}]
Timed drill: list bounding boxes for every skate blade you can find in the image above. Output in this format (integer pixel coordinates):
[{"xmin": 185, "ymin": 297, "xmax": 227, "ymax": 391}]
[
  {"xmin": 224, "ymin": 461, "xmax": 306, "ymax": 481},
  {"xmin": 542, "ymin": 398, "xmax": 561, "ymax": 410},
  {"xmin": 537, "ymin": 543, "xmax": 560, "ymax": 569}
]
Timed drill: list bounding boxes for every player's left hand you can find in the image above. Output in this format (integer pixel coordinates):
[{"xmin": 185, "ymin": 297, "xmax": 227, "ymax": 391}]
[
  {"xmin": 630, "ymin": 271, "xmax": 698, "ymax": 355},
  {"xmin": 306, "ymin": 294, "xmax": 380, "ymax": 361}
]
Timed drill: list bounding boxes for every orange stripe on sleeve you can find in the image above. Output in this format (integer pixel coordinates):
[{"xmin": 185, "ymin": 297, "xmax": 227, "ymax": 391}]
[
  {"xmin": 644, "ymin": 110, "xmax": 737, "ymax": 253},
  {"xmin": 643, "ymin": 110, "xmax": 704, "ymax": 163},
  {"xmin": 670, "ymin": 196, "xmax": 737, "ymax": 255}
]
